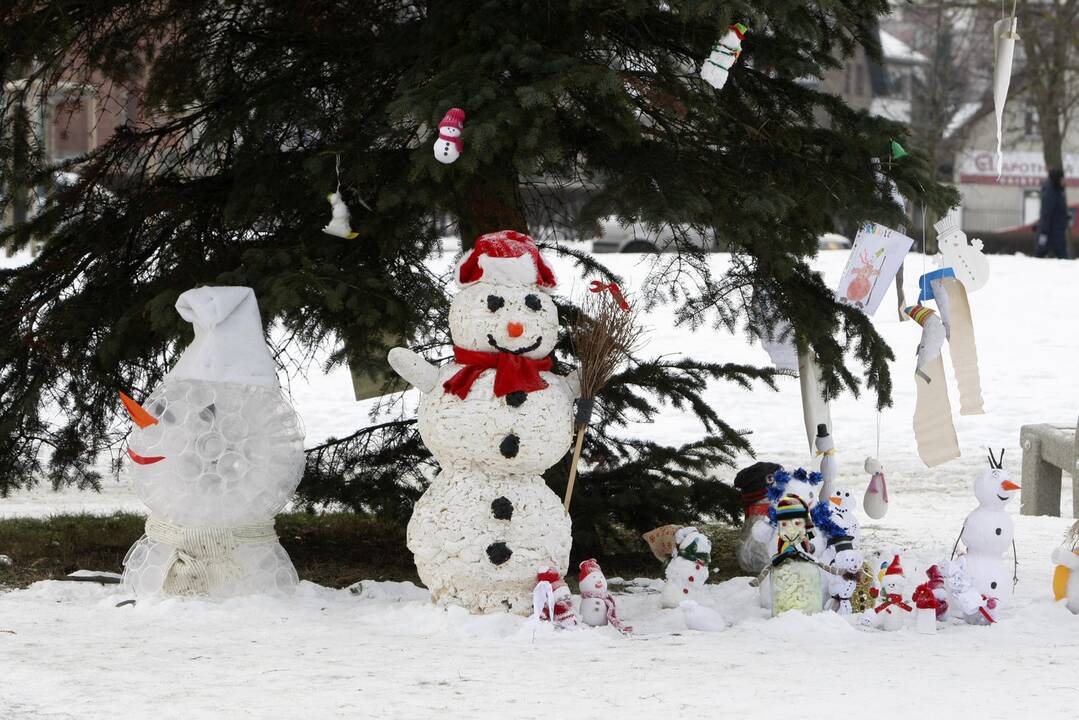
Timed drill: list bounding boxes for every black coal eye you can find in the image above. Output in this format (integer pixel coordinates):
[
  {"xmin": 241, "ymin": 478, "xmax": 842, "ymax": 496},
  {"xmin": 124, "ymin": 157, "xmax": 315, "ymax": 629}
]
[
  {"xmin": 991, "ymin": 581, "xmax": 998, "ymax": 589},
  {"xmin": 486, "ymin": 295, "xmax": 504, "ymax": 312},
  {"xmin": 524, "ymin": 294, "xmax": 542, "ymax": 311}
]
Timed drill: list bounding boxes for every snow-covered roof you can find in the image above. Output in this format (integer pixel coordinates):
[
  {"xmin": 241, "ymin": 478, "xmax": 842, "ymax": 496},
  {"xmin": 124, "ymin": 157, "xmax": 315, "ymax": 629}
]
[
  {"xmin": 945, "ymin": 101, "xmax": 983, "ymax": 138},
  {"xmin": 880, "ymin": 30, "xmax": 927, "ymax": 64},
  {"xmin": 870, "ymin": 97, "xmax": 911, "ymax": 123}
]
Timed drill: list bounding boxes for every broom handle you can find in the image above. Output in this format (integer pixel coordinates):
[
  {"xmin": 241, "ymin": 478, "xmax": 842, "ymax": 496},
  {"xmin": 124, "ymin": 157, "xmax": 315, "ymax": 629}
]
[{"xmin": 563, "ymin": 424, "xmax": 588, "ymax": 512}]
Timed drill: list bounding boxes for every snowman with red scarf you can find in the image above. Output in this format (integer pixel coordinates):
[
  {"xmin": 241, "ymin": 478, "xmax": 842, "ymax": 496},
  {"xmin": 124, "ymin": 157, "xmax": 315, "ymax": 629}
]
[{"xmin": 389, "ymin": 231, "xmax": 576, "ymax": 613}]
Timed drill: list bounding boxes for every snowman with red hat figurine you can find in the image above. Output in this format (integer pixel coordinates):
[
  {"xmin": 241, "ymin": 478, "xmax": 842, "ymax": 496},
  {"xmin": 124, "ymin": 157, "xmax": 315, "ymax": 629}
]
[
  {"xmin": 532, "ymin": 567, "xmax": 579, "ymax": 629},
  {"xmin": 578, "ymin": 559, "xmax": 632, "ymax": 634},
  {"xmin": 389, "ymin": 231, "xmax": 576, "ymax": 614},
  {"xmin": 863, "ymin": 555, "xmax": 912, "ymax": 631},
  {"xmin": 433, "ymin": 108, "xmax": 465, "ymax": 164}
]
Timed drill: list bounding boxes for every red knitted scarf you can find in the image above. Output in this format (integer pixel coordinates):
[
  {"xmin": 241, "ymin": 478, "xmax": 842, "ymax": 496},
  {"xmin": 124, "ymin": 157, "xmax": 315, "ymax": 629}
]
[{"xmin": 443, "ymin": 346, "xmax": 552, "ymax": 399}]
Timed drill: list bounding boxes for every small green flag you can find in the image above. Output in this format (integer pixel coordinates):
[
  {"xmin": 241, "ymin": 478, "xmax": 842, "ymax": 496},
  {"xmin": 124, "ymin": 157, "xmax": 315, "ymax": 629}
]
[{"xmin": 890, "ymin": 140, "xmax": 909, "ymax": 160}]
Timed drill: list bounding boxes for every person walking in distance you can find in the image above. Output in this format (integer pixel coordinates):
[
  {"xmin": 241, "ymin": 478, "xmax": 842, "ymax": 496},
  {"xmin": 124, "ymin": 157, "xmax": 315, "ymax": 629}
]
[{"xmin": 1036, "ymin": 168, "xmax": 1069, "ymax": 259}]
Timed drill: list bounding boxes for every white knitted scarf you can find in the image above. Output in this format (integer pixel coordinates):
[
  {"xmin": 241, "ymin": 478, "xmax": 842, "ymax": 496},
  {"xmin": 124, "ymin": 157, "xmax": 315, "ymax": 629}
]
[{"xmin": 144, "ymin": 516, "xmax": 278, "ymax": 596}]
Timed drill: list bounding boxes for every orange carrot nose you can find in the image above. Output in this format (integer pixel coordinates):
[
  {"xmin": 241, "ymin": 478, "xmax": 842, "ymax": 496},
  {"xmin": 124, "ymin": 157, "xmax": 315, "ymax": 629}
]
[
  {"xmin": 1001, "ymin": 480, "xmax": 1020, "ymax": 491},
  {"xmin": 830, "ymin": 496, "xmax": 842, "ymax": 506},
  {"xmin": 119, "ymin": 391, "xmax": 158, "ymax": 429},
  {"xmin": 507, "ymin": 322, "xmax": 524, "ymax": 338}
]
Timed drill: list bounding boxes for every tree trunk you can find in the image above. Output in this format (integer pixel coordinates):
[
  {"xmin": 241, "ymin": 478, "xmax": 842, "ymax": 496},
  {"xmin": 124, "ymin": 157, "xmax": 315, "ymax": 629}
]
[
  {"xmin": 456, "ymin": 164, "xmax": 529, "ymax": 251},
  {"xmin": 1019, "ymin": 0, "xmax": 1074, "ymax": 173}
]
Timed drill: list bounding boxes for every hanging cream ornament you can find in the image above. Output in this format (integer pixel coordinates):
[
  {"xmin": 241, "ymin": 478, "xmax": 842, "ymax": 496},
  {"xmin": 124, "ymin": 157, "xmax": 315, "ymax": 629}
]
[
  {"xmin": 433, "ymin": 107, "xmax": 465, "ymax": 164},
  {"xmin": 862, "ymin": 457, "xmax": 889, "ymax": 520},
  {"xmin": 906, "ymin": 303, "xmax": 960, "ymax": 468},
  {"xmin": 700, "ymin": 23, "xmax": 748, "ymax": 90},
  {"xmin": 992, "ymin": 6, "xmax": 1020, "ymax": 178},
  {"xmin": 322, "ymin": 155, "xmax": 359, "ymax": 239}
]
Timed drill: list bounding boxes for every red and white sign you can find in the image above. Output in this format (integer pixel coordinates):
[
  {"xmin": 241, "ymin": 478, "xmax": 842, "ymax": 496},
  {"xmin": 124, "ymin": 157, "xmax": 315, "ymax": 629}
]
[{"xmin": 957, "ymin": 150, "xmax": 1079, "ymax": 187}]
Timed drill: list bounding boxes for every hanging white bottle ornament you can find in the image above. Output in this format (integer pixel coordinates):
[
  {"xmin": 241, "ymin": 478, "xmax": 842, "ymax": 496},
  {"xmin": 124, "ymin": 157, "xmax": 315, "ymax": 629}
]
[
  {"xmin": 322, "ymin": 155, "xmax": 359, "ymax": 239},
  {"xmin": 433, "ymin": 108, "xmax": 465, "ymax": 164},
  {"xmin": 700, "ymin": 23, "xmax": 749, "ymax": 90}
]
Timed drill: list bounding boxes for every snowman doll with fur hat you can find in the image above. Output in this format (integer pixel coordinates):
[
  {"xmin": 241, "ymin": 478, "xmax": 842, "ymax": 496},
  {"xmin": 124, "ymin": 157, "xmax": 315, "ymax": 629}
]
[
  {"xmin": 388, "ymin": 231, "xmax": 576, "ymax": 613},
  {"xmin": 660, "ymin": 527, "xmax": 712, "ymax": 609},
  {"xmin": 120, "ymin": 287, "xmax": 305, "ymax": 598}
]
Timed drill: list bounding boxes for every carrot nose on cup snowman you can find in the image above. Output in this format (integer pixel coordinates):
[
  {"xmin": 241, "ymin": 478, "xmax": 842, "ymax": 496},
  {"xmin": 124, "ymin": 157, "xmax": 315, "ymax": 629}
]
[
  {"xmin": 120, "ymin": 287, "xmax": 305, "ymax": 598},
  {"xmin": 388, "ymin": 231, "xmax": 578, "ymax": 614}
]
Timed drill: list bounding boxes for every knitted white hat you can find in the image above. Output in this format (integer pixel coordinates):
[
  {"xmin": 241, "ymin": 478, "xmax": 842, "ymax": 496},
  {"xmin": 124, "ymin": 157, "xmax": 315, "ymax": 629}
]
[{"xmin": 167, "ymin": 286, "xmax": 278, "ymax": 387}]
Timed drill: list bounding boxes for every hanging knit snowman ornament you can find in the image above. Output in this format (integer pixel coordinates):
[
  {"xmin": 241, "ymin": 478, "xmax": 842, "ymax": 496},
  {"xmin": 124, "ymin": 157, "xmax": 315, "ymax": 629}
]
[
  {"xmin": 388, "ymin": 230, "xmax": 576, "ymax": 613},
  {"xmin": 322, "ymin": 155, "xmax": 360, "ymax": 239},
  {"xmin": 578, "ymin": 559, "xmax": 632, "ymax": 634},
  {"xmin": 433, "ymin": 107, "xmax": 465, "ymax": 164},
  {"xmin": 120, "ymin": 287, "xmax": 304, "ymax": 599},
  {"xmin": 700, "ymin": 23, "xmax": 749, "ymax": 90},
  {"xmin": 659, "ymin": 527, "xmax": 711, "ymax": 609}
]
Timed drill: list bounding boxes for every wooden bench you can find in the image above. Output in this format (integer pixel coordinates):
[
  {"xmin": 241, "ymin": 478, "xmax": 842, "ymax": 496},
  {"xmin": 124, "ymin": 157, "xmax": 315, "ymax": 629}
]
[{"xmin": 1020, "ymin": 417, "xmax": 1079, "ymax": 517}]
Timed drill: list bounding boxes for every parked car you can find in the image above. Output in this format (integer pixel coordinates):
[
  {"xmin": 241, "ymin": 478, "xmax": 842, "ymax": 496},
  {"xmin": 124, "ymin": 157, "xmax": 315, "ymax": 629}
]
[
  {"xmin": 976, "ymin": 204, "xmax": 1078, "ymax": 255},
  {"xmin": 590, "ymin": 217, "xmax": 851, "ymax": 253}
]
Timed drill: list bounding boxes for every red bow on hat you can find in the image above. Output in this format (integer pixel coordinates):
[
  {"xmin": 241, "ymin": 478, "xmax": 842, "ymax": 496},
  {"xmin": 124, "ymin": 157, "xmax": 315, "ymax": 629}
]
[{"xmin": 443, "ymin": 346, "xmax": 551, "ymax": 399}]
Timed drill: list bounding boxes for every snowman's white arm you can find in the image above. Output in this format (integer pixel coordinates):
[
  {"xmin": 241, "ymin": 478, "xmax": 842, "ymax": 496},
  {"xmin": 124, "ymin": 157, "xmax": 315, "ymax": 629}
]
[
  {"xmin": 1052, "ymin": 547, "xmax": 1079, "ymax": 569},
  {"xmin": 387, "ymin": 347, "xmax": 439, "ymax": 394}
]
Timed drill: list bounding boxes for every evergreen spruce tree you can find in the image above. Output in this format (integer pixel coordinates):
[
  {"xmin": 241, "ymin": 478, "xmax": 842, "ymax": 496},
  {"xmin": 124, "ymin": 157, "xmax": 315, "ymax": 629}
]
[{"xmin": 0, "ymin": 1, "xmax": 955, "ymax": 556}]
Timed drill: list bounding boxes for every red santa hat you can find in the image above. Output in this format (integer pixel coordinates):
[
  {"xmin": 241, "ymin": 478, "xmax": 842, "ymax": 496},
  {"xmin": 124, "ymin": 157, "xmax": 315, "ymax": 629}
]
[
  {"xmin": 885, "ymin": 555, "xmax": 905, "ymax": 578},
  {"xmin": 578, "ymin": 558, "xmax": 603, "ymax": 583},
  {"xmin": 536, "ymin": 567, "xmax": 565, "ymax": 588},
  {"xmin": 456, "ymin": 230, "xmax": 557, "ymax": 289}
]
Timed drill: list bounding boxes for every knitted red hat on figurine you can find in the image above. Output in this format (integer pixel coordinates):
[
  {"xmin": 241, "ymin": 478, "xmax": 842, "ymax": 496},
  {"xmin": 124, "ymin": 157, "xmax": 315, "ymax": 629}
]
[
  {"xmin": 885, "ymin": 555, "xmax": 905, "ymax": 578},
  {"xmin": 456, "ymin": 230, "xmax": 557, "ymax": 289}
]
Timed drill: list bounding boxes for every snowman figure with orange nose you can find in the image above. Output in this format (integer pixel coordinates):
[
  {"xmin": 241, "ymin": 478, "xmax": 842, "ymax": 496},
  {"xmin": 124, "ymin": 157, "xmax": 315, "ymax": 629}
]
[
  {"xmin": 863, "ymin": 556, "xmax": 912, "ymax": 631},
  {"xmin": 388, "ymin": 231, "xmax": 577, "ymax": 614},
  {"xmin": 954, "ymin": 449, "xmax": 1021, "ymax": 608},
  {"xmin": 119, "ymin": 287, "xmax": 304, "ymax": 598}
]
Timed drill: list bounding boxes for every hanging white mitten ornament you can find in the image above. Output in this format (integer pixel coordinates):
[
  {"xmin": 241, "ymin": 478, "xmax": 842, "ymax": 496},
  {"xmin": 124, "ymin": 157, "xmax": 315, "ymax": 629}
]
[
  {"xmin": 433, "ymin": 108, "xmax": 465, "ymax": 164},
  {"xmin": 322, "ymin": 191, "xmax": 359, "ymax": 239},
  {"xmin": 700, "ymin": 23, "xmax": 748, "ymax": 90}
]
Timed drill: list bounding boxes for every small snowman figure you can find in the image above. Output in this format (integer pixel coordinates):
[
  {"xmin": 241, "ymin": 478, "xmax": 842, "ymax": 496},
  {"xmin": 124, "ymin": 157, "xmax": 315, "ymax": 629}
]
[
  {"xmin": 120, "ymin": 287, "xmax": 305, "ymax": 598},
  {"xmin": 322, "ymin": 191, "xmax": 358, "ymax": 239},
  {"xmin": 660, "ymin": 527, "xmax": 711, "ymax": 609},
  {"xmin": 433, "ymin": 107, "xmax": 465, "ymax": 164},
  {"xmin": 578, "ymin": 559, "xmax": 632, "ymax": 633},
  {"xmin": 533, "ymin": 567, "xmax": 579, "ymax": 628},
  {"xmin": 700, "ymin": 23, "xmax": 749, "ymax": 91},
  {"xmin": 733, "ymin": 461, "xmax": 782, "ymax": 573},
  {"xmin": 941, "ymin": 557, "xmax": 996, "ymax": 624},
  {"xmin": 957, "ymin": 450, "xmax": 1020, "ymax": 607},
  {"xmin": 812, "ymin": 489, "xmax": 863, "ymax": 615},
  {"xmin": 863, "ymin": 555, "xmax": 912, "ymax": 631},
  {"xmin": 388, "ymin": 230, "xmax": 575, "ymax": 613}
]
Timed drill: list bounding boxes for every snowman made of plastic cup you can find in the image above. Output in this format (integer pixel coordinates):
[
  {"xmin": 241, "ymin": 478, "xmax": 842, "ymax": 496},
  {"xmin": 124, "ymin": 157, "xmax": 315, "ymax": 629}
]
[
  {"xmin": 388, "ymin": 230, "xmax": 576, "ymax": 614},
  {"xmin": 957, "ymin": 450, "xmax": 1020, "ymax": 607},
  {"xmin": 120, "ymin": 286, "xmax": 305, "ymax": 598}
]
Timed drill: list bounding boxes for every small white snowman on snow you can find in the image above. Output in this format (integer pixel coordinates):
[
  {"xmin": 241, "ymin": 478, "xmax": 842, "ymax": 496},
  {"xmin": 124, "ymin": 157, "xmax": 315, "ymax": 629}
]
[
  {"xmin": 660, "ymin": 527, "xmax": 712, "ymax": 609},
  {"xmin": 578, "ymin": 558, "xmax": 632, "ymax": 633},
  {"xmin": 120, "ymin": 287, "xmax": 305, "ymax": 598},
  {"xmin": 955, "ymin": 449, "xmax": 1020, "ymax": 608},
  {"xmin": 432, "ymin": 107, "xmax": 465, "ymax": 164},
  {"xmin": 862, "ymin": 555, "xmax": 911, "ymax": 631},
  {"xmin": 388, "ymin": 230, "xmax": 576, "ymax": 613}
]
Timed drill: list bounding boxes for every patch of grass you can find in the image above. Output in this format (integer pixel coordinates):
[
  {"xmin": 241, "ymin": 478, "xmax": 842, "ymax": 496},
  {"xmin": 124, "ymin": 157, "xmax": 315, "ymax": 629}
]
[{"xmin": 0, "ymin": 513, "xmax": 742, "ymax": 591}]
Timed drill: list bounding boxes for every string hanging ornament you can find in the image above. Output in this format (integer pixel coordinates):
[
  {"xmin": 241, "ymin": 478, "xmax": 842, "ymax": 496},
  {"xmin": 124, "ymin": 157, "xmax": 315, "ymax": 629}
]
[{"xmin": 322, "ymin": 154, "xmax": 361, "ymax": 239}]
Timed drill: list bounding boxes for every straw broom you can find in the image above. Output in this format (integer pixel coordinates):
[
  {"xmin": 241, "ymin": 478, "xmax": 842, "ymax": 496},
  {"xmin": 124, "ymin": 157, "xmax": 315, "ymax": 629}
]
[{"xmin": 563, "ymin": 282, "xmax": 643, "ymax": 512}]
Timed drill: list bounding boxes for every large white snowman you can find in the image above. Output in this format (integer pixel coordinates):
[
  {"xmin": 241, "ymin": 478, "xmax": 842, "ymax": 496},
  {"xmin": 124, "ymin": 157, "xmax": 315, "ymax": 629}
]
[
  {"xmin": 957, "ymin": 452, "xmax": 1020, "ymax": 605},
  {"xmin": 121, "ymin": 287, "xmax": 305, "ymax": 598},
  {"xmin": 388, "ymin": 230, "xmax": 576, "ymax": 613}
]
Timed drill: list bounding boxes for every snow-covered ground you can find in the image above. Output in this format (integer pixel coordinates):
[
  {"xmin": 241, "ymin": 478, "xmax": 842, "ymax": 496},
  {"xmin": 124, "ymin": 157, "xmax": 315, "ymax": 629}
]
[{"xmin": 2, "ymin": 249, "xmax": 1078, "ymax": 718}]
